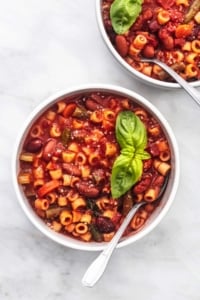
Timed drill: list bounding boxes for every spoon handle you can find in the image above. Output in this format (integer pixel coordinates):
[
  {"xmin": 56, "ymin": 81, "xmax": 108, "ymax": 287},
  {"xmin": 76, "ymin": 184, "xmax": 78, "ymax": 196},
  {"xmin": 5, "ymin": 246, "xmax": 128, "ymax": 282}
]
[
  {"xmin": 143, "ymin": 58, "xmax": 200, "ymax": 107},
  {"xmin": 81, "ymin": 202, "xmax": 144, "ymax": 287}
]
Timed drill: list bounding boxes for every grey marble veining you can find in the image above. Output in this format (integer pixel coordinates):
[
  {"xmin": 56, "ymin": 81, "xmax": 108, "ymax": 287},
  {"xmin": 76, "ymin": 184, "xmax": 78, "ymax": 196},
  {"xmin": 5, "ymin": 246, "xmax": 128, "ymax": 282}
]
[{"xmin": 0, "ymin": 0, "xmax": 200, "ymax": 299}]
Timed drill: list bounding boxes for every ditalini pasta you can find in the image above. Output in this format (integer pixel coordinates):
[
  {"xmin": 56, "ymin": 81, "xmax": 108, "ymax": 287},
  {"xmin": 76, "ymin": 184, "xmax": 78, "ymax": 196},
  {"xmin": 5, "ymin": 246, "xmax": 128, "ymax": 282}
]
[
  {"xmin": 18, "ymin": 91, "xmax": 171, "ymax": 242},
  {"xmin": 102, "ymin": 0, "xmax": 200, "ymax": 82}
]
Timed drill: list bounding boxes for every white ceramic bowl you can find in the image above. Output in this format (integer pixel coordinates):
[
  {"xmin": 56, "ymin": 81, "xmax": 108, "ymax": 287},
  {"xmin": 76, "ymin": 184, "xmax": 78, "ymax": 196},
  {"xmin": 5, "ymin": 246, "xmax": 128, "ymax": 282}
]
[
  {"xmin": 96, "ymin": 0, "xmax": 200, "ymax": 89},
  {"xmin": 12, "ymin": 84, "xmax": 180, "ymax": 251}
]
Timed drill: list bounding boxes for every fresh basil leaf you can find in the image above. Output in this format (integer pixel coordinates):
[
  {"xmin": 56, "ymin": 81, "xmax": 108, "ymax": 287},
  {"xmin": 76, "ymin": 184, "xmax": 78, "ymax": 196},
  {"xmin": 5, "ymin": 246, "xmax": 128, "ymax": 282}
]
[
  {"xmin": 116, "ymin": 111, "xmax": 147, "ymax": 149},
  {"xmin": 121, "ymin": 146, "xmax": 135, "ymax": 159},
  {"xmin": 135, "ymin": 149, "xmax": 151, "ymax": 161},
  {"xmin": 111, "ymin": 153, "xmax": 138, "ymax": 199},
  {"xmin": 131, "ymin": 115, "xmax": 148, "ymax": 150},
  {"xmin": 111, "ymin": 110, "xmax": 151, "ymax": 198},
  {"xmin": 110, "ymin": 0, "xmax": 142, "ymax": 35},
  {"xmin": 116, "ymin": 110, "xmax": 137, "ymax": 148},
  {"xmin": 130, "ymin": 157, "xmax": 143, "ymax": 183}
]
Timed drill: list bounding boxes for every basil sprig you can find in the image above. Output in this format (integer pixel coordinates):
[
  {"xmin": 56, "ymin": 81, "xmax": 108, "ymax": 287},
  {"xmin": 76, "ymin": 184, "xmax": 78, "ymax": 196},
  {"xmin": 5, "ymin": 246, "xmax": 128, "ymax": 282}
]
[
  {"xmin": 111, "ymin": 111, "xmax": 150, "ymax": 199},
  {"xmin": 110, "ymin": 0, "xmax": 142, "ymax": 35}
]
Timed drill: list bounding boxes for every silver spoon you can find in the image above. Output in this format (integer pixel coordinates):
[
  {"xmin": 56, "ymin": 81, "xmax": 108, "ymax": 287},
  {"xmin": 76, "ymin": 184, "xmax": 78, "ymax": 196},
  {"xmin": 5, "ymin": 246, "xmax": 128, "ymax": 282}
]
[
  {"xmin": 82, "ymin": 201, "xmax": 145, "ymax": 287},
  {"xmin": 141, "ymin": 58, "xmax": 200, "ymax": 107},
  {"xmin": 82, "ymin": 176, "xmax": 169, "ymax": 287}
]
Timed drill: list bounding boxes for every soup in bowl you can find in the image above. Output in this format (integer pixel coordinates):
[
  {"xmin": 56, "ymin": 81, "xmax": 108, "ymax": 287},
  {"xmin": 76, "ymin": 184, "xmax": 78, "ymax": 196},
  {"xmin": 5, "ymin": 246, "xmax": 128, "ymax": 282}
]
[
  {"xmin": 12, "ymin": 84, "xmax": 180, "ymax": 250},
  {"xmin": 96, "ymin": 0, "xmax": 200, "ymax": 88}
]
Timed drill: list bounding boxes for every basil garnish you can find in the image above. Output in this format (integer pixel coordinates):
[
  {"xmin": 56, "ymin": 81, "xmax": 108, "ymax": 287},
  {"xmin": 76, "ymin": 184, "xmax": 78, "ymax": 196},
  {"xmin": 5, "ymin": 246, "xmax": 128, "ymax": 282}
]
[
  {"xmin": 110, "ymin": 0, "xmax": 142, "ymax": 35},
  {"xmin": 111, "ymin": 111, "xmax": 151, "ymax": 199}
]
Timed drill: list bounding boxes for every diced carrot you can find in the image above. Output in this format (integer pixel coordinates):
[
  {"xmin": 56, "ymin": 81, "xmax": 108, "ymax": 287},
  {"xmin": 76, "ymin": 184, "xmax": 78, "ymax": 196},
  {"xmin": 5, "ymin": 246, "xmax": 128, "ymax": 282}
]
[
  {"xmin": 37, "ymin": 180, "xmax": 60, "ymax": 197},
  {"xmin": 62, "ymin": 103, "xmax": 76, "ymax": 118},
  {"xmin": 175, "ymin": 24, "xmax": 193, "ymax": 38}
]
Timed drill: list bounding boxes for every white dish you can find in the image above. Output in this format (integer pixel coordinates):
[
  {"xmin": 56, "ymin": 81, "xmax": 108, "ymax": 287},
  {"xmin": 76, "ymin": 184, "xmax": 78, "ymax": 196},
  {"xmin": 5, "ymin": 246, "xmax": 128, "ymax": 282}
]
[{"xmin": 12, "ymin": 84, "xmax": 180, "ymax": 251}]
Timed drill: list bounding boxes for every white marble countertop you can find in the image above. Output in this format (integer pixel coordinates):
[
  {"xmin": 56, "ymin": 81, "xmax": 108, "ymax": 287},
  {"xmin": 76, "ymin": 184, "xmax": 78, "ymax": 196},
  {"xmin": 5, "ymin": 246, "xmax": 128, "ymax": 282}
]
[{"xmin": 0, "ymin": 0, "xmax": 200, "ymax": 299}]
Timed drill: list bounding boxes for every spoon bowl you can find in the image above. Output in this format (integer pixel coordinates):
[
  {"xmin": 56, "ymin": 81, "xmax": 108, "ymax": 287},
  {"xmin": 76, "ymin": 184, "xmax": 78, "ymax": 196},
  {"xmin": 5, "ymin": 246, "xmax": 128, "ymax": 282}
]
[{"xmin": 141, "ymin": 58, "xmax": 200, "ymax": 107}]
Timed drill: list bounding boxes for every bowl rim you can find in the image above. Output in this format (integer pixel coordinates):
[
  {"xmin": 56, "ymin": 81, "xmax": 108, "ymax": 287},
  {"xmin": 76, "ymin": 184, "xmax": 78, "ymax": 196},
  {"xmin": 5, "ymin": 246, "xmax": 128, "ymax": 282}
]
[
  {"xmin": 12, "ymin": 83, "xmax": 180, "ymax": 251},
  {"xmin": 95, "ymin": 0, "xmax": 200, "ymax": 89}
]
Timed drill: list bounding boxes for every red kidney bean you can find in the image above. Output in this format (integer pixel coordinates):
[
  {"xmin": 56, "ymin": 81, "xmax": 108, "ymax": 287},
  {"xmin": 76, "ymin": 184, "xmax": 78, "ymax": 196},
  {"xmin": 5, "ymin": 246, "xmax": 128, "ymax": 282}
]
[
  {"xmin": 90, "ymin": 93, "xmax": 103, "ymax": 103},
  {"xmin": 133, "ymin": 174, "xmax": 152, "ymax": 194},
  {"xmin": 149, "ymin": 20, "xmax": 160, "ymax": 32},
  {"xmin": 62, "ymin": 163, "xmax": 81, "ymax": 176},
  {"xmin": 42, "ymin": 139, "xmax": 57, "ymax": 161},
  {"xmin": 142, "ymin": 44, "xmax": 155, "ymax": 58},
  {"xmin": 85, "ymin": 99, "xmax": 103, "ymax": 111},
  {"xmin": 115, "ymin": 35, "xmax": 128, "ymax": 57},
  {"xmin": 96, "ymin": 216, "xmax": 115, "ymax": 233},
  {"xmin": 162, "ymin": 36, "xmax": 174, "ymax": 50},
  {"xmin": 90, "ymin": 93, "xmax": 108, "ymax": 107},
  {"xmin": 75, "ymin": 182, "xmax": 100, "ymax": 198},
  {"xmin": 25, "ymin": 138, "xmax": 43, "ymax": 153}
]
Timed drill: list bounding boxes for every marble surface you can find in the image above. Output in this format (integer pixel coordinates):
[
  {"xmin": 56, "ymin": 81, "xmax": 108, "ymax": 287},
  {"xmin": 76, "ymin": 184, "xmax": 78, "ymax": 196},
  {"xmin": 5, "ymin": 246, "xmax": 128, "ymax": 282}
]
[{"xmin": 0, "ymin": 0, "xmax": 200, "ymax": 299}]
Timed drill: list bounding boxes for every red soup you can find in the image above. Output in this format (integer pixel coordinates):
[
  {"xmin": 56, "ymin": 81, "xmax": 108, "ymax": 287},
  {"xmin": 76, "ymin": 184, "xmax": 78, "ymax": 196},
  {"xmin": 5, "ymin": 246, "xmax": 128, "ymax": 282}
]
[
  {"xmin": 18, "ymin": 91, "xmax": 171, "ymax": 243},
  {"xmin": 102, "ymin": 0, "xmax": 200, "ymax": 82}
]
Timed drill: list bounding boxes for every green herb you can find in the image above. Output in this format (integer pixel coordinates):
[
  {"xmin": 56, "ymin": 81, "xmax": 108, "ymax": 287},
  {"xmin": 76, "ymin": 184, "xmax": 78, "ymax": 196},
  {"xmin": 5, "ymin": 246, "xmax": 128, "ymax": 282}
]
[
  {"xmin": 46, "ymin": 207, "xmax": 64, "ymax": 219},
  {"xmin": 87, "ymin": 199, "xmax": 101, "ymax": 216},
  {"xmin": 111, "ymin": 111, "xmax": 150, "ymax": 199},
  {"xmin": 184, "ymin": 0, "xmax": 200, "ymax": 23},
  {"xmin": 61, "ymin": 128, "xmax": 71, "ymax": 145},
  {"xmin": 72, "ymin": 105, "xmax": 88, "ymax": 119},
  {"xmin": 90, "ymin": 224, "xmax": 103, "ymax": 242},
  {"xmin": 110, "ymin": 0, "xmax": 142, "ymax": 34}
]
